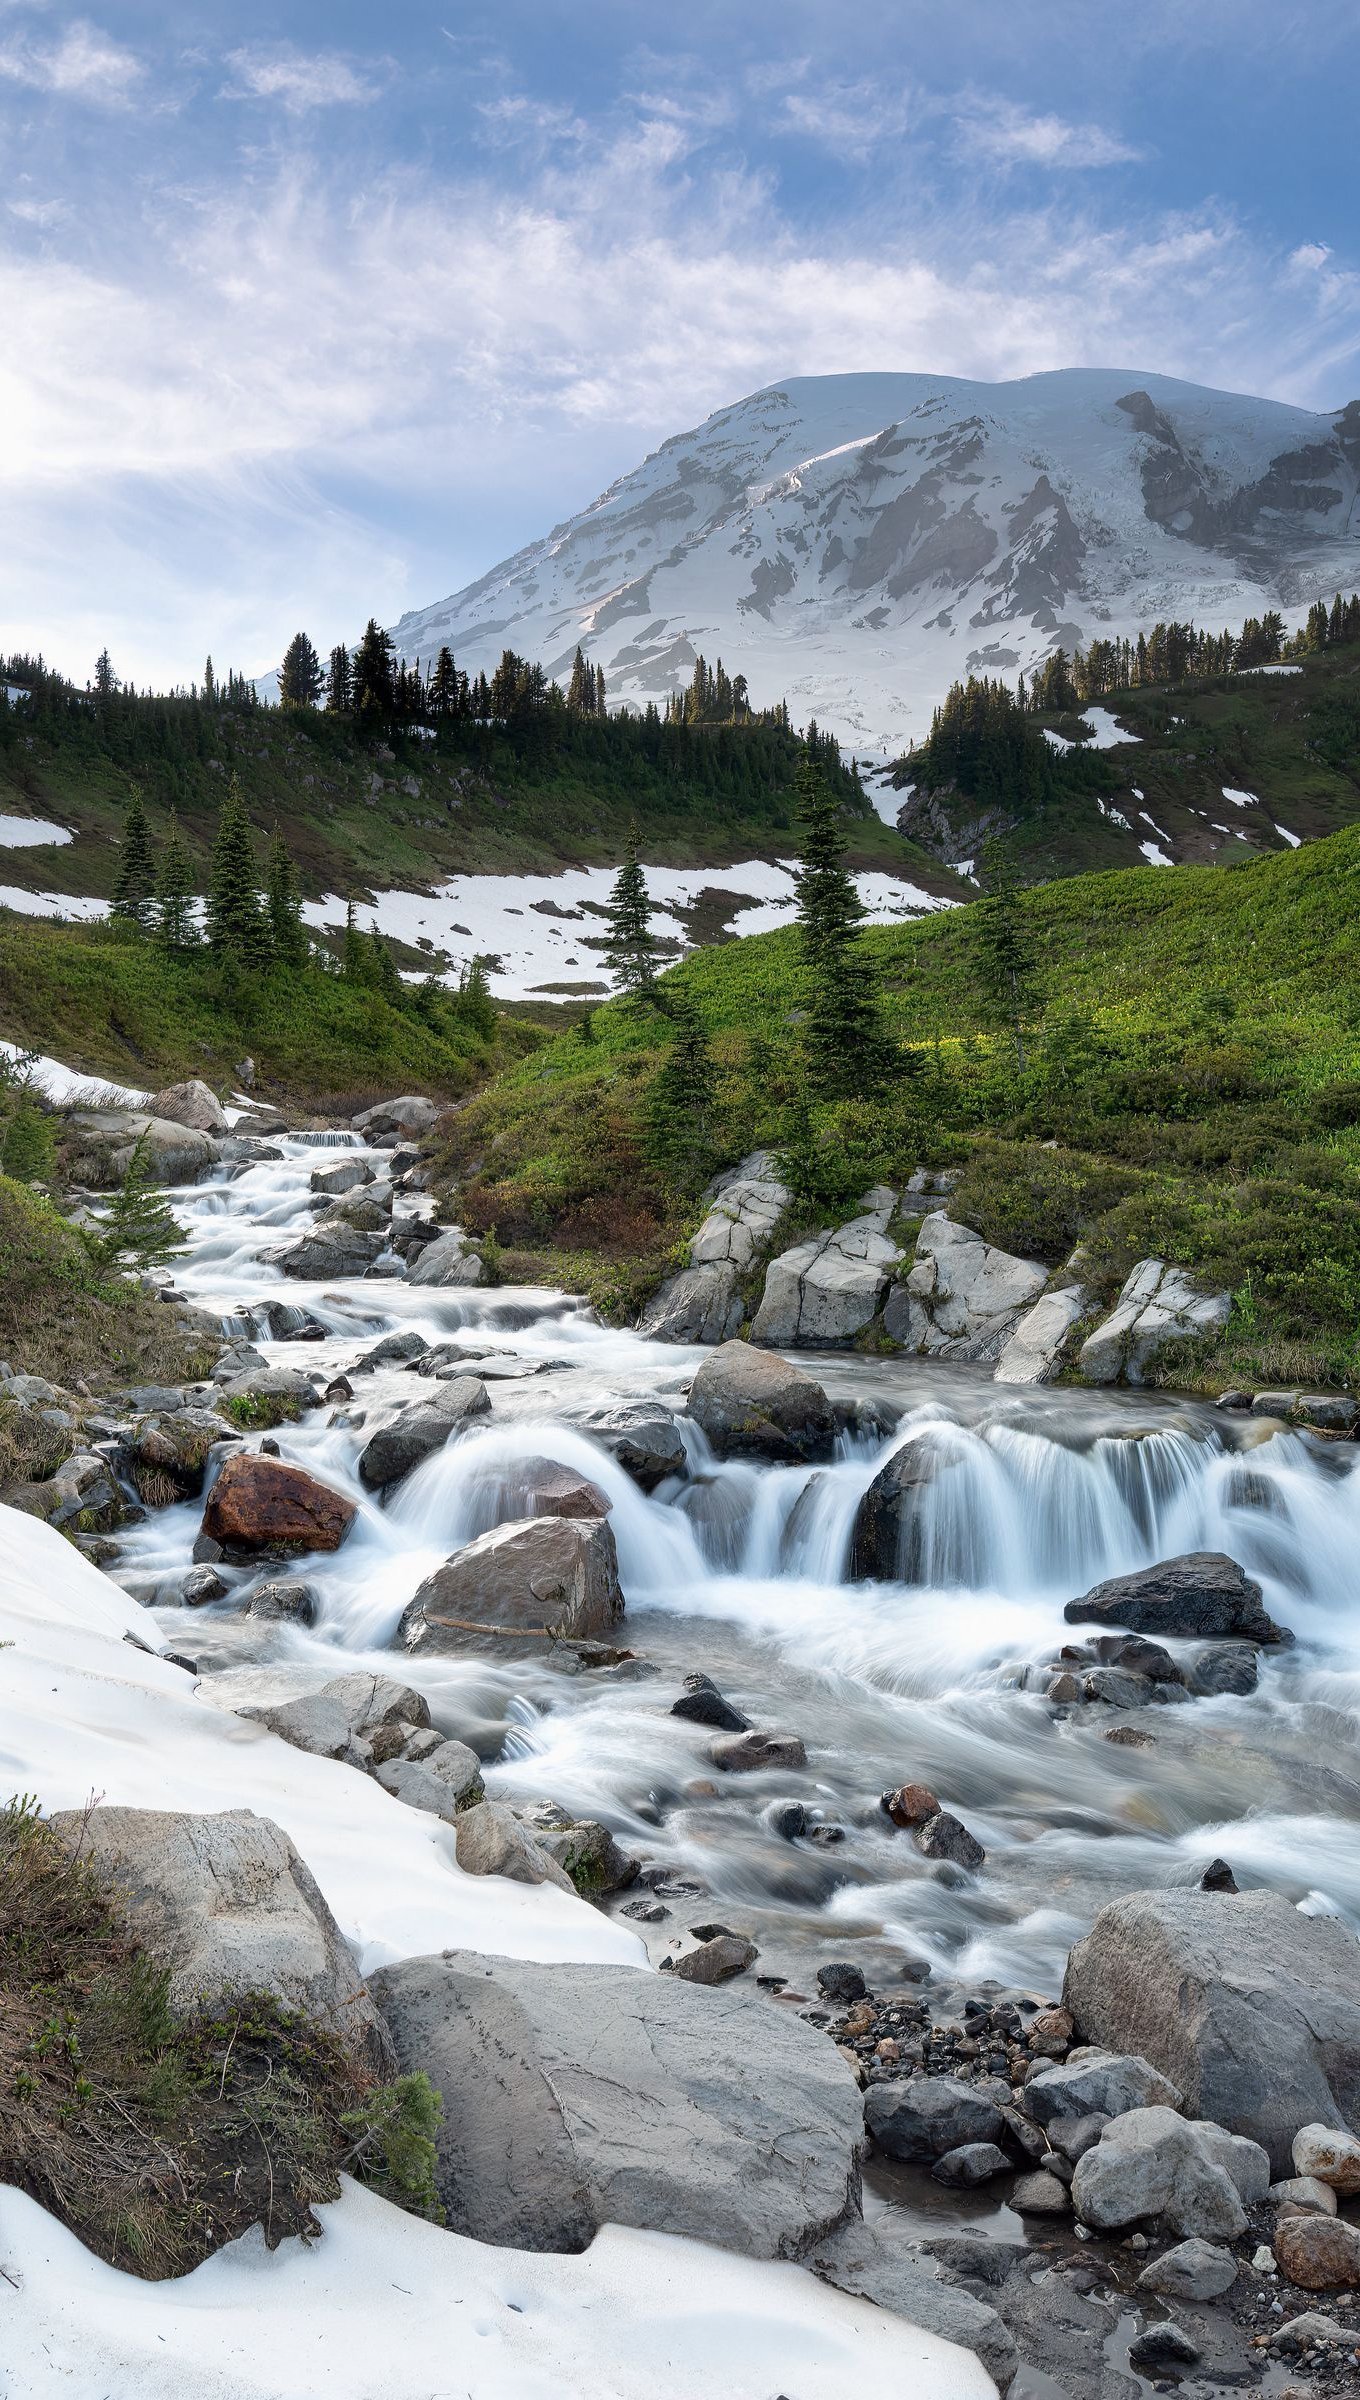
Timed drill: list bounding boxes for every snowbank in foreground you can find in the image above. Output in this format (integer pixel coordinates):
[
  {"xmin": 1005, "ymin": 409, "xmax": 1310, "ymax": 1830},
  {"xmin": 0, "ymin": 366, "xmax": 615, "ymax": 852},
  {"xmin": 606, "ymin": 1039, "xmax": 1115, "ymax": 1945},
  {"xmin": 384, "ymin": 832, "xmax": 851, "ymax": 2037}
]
[
  {"xmin": 0, "ymin": 2179, "xmax": 994, "ymax": 2400},
  {"xmin": 0, "ymin": 1506, "xmax": 642, "ymax": 1973}
]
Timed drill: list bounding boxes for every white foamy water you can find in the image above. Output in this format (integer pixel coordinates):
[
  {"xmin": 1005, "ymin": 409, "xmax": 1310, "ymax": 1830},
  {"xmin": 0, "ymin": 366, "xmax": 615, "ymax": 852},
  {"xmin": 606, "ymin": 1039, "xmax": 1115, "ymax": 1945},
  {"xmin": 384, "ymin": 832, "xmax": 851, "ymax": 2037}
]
[{"xmin": 115, "ymin": 1136, "xmax": 1360, "ymax": 1995}]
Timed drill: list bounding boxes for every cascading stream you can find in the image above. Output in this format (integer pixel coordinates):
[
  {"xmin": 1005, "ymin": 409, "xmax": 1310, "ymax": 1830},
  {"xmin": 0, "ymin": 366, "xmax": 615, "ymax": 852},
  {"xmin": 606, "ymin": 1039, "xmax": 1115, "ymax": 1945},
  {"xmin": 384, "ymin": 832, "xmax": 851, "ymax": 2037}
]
[{"xmin": 115, "ymin": 1135, "xmax": 1360, "ymax": 1994}]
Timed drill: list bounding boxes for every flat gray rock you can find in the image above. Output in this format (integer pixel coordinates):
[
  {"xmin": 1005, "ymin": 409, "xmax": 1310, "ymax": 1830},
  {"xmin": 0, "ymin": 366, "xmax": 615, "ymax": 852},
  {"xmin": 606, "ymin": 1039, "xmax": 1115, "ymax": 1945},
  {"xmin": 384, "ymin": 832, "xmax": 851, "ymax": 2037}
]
[
  {"xmin": 806, "ymin": 2217, "xmax": 1018, "ymax": 2392},
  {"xmin": 369, "ymin": 1948, "xmax": 864, "ymax": 2261},
  {"xmin": 865, "ymin": 2075, "xmax": 1005, "ymax": 2162}
]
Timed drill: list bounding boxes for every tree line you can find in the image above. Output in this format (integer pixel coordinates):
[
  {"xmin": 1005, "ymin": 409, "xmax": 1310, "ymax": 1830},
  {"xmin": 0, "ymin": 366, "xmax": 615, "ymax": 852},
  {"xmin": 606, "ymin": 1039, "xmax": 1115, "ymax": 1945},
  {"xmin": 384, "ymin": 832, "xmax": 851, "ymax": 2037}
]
[{"xmin": 1018, "ymin": 587, "xmax": 1360, "ymax": 713}]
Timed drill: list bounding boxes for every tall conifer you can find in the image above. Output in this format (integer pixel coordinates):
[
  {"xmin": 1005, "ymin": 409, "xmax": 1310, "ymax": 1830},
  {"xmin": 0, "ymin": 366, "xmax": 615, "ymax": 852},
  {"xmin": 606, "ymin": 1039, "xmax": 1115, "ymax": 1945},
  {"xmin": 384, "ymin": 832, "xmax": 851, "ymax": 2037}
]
[
  {"xmin": 207, "ymin": 777, "xmax": 269, "ymax": 966},
  {"xmin": 110, "ymin": 786, "xmax": 156, "ymax": 935},
  {"xmin": 266, "ymin": 833, "xmax": 306, "ymax": 968},
  {"xmin": 155, "ymin": 809, "xmax": 199, "ymax": 952},
  {"xmin": 792, "ymin": 751, "xmax": 888, "ymax": 1099},
  {"xmin": 603, "ymin": 840, "xmax": 658, "ymax": 1003}
]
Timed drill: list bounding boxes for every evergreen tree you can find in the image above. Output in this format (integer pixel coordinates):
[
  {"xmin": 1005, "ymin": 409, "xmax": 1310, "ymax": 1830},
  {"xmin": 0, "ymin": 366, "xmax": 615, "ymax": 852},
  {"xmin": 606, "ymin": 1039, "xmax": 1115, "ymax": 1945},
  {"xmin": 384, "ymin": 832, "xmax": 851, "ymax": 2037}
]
[
  {"xmin": 792, "ymin": 751, "xmax": 888, "ymax": 1099},
  {"xmin": 265, "ymin": 833, "xmax": 307, "ymax": 967},
  {"xmin": 207, "ymin": 777, "xmax": 270, "ymax": 966},
  {"xmin": 326, "ymin": 644, "xmax": 352, "ymax": 712},
  {"xmin": 110, "ymin": 785, "xmax": 156, "ymax": 935},
  {"xmin": 93, "ymin": 648, "xmax": 117, "ymax": 700},
  {"xmin": 352, "ymin": 619, "xmax": 397, "ymax": 724},
  {"xmin": 451, "ymin": 956, "xmax": 497, "ymax": 1041},
  {"xmin": 1, "ymin": 1096, "xmax": 55, "ymax": 1184},
  {"xmin": 428, "ymin": 647, "xmax": 459, "ymax": 718},
  {"xmin": 98, "ymin": 1131, "xmax": 186, "ymax": 1270},
  {"xmin": 644, "ymin": 987, "xmax": 716, "ymax": 1187},
  {"xmin": 155, "ymin": 809, "xmax": 199, "ymax": 952},
  {"xmin": 566, "ymin": 647, "xmax": 593, "ymax": 714},
  {"xmin": 203, "ymin": 655, "xmax": 217, "ymax": 704},
  {"xmin": 369, "ymin": 928, "xmax": 404, "ymax": 1005},
  {"xmin": 278, "ymin": 630, "xmax": 324, "ymax": 709},
  {"xmin": 603, "ymin": 840, "xmax": 659, "ymax": 1003},
  {"xmin": 341, "ymin": 897, "xmax": 369, "ymax": 982},
  {"xmin": 973, "ymin": 840, "xmax": 1037, "ymax": 1070}
]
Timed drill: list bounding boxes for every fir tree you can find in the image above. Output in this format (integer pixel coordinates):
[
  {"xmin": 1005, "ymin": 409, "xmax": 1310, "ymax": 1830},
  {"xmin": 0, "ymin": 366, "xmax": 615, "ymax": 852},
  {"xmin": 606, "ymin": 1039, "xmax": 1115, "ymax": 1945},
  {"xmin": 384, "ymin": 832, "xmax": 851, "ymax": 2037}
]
[
  {"xmin": 566, "ymin": 647, "xmax": 593, "ymax": 714},
  {"xmin": 202, "ymin": 655, "xmax": 217, "ymax": 703},
  {"xmin": 973, "ymin": 840, "xmax": 1037, "ymax": 1070},
  {"xmin": 207, "ymin": 777, "xmax": 270, "ymax": 966},
  {"xmin": 278, "ymin": 630, "xmax": 324, "ymax": 709},
  {"xmin": 352, "ymin": 619, "xmax": 397, "ymax": 724},
  {"xmin": 645, "ymin": 987, "xmax": 716, "ymax": 1187},
  {"xmin": 369, "ymin": 928, "xmax": 404, "ymax": 1005},
  {"xmin": 98, "ymin": 1131, "xmax": 186, "ymax": 1270},
  {"xmin": 93, "ymin": 648, "xmax": 117, "ymax": 700},
  {"xmin": 110, "ymin": 786, "xmax": 156, "ymax": 935},
  {"xmin": 155, "ymin": 809, "xmax": 199, "ymax": 952},
  {"xmin": 428, "ymin": 647, "xmax": 459, "ymax": 718},
  {"xmin": 603, "ymin": 840, "xmax": 659, "ymax": 1004},
  {"xmin": 451, "ymin": 956, "xmax": 497, "ymax": 1041},
  {"xmin": 341, "ymin": 897, "xmax": 369, "ymax": 982},
  {"xmin": 1, "ymin": 1096, "xmax": 55, "ymax": 1184},
  {"xmin": 326, "ymin": 644, "xmax": 352, "ymax": 712},
  {"xmin": 265, "ymin": 833, "xmax": 307, "ymax": 968},
  {"xmin": 792, "ymin": 752, "xmax": 888, "ymax": 1099}
]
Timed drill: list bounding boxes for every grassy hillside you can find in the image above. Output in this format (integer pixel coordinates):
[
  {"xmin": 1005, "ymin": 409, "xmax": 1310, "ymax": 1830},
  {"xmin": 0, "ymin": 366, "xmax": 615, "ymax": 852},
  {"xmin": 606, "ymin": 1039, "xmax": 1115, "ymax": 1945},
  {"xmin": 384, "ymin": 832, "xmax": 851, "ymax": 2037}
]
[
  {"xmin": 437, "ymin": 828, "xmax": 1360, "ymax": 1382},
  {"xmin": 0, "ymin": 916, "xmax": 529, "ymax": 1112},
  {"xmin": 0, "ymin": 691, "xmax": 945, "ymax": 904},
  {"xmin": 888, "ymin": 646, "xmax": 1360, "ymax": 884}
]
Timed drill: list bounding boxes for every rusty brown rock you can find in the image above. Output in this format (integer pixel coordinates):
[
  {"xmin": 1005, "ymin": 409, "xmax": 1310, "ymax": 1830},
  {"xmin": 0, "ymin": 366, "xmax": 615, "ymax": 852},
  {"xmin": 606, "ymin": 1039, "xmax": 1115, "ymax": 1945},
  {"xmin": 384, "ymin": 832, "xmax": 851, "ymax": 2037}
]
[
  {"xmin": 881, "ymin": 1781, "xmax": 941, "ymax": 1827},
  {"xmin": 1274, "ymin": 2213, "xmax": 1360, "ymax": 2292},
  {"xmin": 200, "ymin": 1453, "xmax": 356, "ymax": 1553}
]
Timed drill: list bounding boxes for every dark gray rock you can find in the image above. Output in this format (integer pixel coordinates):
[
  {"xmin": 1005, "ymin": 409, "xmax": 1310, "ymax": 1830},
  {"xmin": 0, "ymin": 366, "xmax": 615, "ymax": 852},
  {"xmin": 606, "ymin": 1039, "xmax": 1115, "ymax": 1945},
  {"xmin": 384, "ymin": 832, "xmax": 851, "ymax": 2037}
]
[
  {"xmin": 817, "ymin": 1962, "xmax": 867, "ymax": 2003},
  {"xmin": 374, "ymin": 1743, "xmax": 485, "ymax": 1822},
  {"xmin": 1022, "ymin": 2049, "xmax": 1182, "ymax": 2128},
  {"xmin": 670, "ymin": 1934, "xmax": 757, "ymax": 1984},
  {"xmin": 356, "ymin": 1376, "xmax": 490, "ymax": 1488},
  {"xmin": 356, "ymin": 1329, "xmax": 430, "ymax": 1371},
  {"xmin": 1064, "ymin": 1551, "xmax": 1290, "ymax": 1645},
  {"xmin": 865, "ymin": 2074, "xmax": 1005, "ymax": 2162},
  {"xmin": 369, "ymin": 1948, "xmax": 863, "ymax": 2260},
  {"xmin": 916, "ymin": 1811, "xmax": 985, "ymax": 1869},
  {"xmin": 1064, "ymin": 1888, "xmax": 1360, "ymax": 2175},
  {"xmin": 1138, "ymin": 2238, "xmax": 1238, "ymax": 2300},
  {"xmin": 670, "ymin": 1672, "xmax": 751, "ymax": 1732},
  {"xmin": 931, "ymin": 2141, "xmax": 1011, "ymax": 2186},
  {"xmin": 1128, "ymin": 2322, "xmax": 1200, "ymax": 2368},
  {"xmin": 566, "ymin": 1401, "xmax": 688, "ymax": 1490},
  {"xmin": 399, "ymin": 1514, "xmax": 624, "ymax": 1658},
  {"xmin": 806, "ymin": 2217, "xmax": 1018, "ymax": 2392},
  {"xmin": 686, "ymin": 1342, "xmax": 834, "ymax": 1465}
]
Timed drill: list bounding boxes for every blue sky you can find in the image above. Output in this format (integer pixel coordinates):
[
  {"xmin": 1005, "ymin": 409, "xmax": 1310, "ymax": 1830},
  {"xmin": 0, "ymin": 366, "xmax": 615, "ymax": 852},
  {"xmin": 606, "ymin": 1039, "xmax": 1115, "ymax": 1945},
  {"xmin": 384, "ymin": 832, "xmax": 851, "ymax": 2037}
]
[{"xmin": 3, "ymin": 0, "xmax": 1358, "ymax": 686}]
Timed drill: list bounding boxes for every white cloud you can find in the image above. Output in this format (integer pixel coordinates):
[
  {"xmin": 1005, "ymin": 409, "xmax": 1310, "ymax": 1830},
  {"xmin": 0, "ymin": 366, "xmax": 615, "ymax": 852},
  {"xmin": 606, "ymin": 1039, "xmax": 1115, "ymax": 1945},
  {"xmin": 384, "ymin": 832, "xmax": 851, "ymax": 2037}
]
[
  {"xmin": 955, "ymin": 95, "xmax": 1141, "ymax": 170},
  {"xmin": 8, "ymin": 195, "xmax": 67, "ymax": 225},
  {"xmin": 777, "ymin": 81, "xmax": 912, "ymax": 159},
  {"xmin": 221, "ymin": 46, "xmax": 384, "ymax": 114},
  {"xmin": 0, "ymin": 17, "xmax": 141, "ymax": 105}
]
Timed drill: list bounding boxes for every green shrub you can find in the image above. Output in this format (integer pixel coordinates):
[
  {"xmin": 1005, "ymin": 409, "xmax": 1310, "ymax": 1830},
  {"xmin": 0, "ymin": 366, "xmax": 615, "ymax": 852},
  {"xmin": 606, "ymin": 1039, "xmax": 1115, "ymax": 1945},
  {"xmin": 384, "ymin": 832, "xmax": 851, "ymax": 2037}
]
[{"xmin": 949, "ymin": 1141, "xmax": 1141, "ymax": 1266}]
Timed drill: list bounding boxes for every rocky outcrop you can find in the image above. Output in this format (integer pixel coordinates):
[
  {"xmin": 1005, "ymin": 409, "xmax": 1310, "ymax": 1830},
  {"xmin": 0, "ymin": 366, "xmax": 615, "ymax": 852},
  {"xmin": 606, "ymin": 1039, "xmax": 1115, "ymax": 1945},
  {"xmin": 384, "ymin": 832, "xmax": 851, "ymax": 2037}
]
[
  {"xmin": 49, "ymin": 1806, "xmax": 392, "ymax": 2072},
  {"xmin": 1064, "ymin": 1551, "xmax": 1290, "ymax": 1645},
  {"xmin": 368, "ymin": 1948, "xmax": 863, "ymax": 2258},
  {"xmin": 686, "ymin": 1341, "xmax": 834, "ymax": 1463},
  {"xmin": 239, "ymin": 1670, "xmax": 431, "ymax": 1762},
  {"xmin": 399, "ymin": 1515, "xmax": 624, "ymax": 1657},
  {"xmin": 992, "ymin": 1285, "xmax": 1087, "ymax": 1384},
  {"xmin": 883, "ymin": 1212, "xmax": 1048, "ymax": 1361},
  {"xmin": 1079, "ymin": 1259, "xmax": 1231, "ymax": 1385},
  {"xmin": 1064, "ymin": 1888, "xmax": 1360, "ymax": 2174},
  {"xmin": 750, "ymin": 1187, "xmax": 903, "ymax": 1347},
  {"xmin": 566, "ymin": 1400, "xmax": 688, "ymax": 1489},
  {"xmin": 63, "ymin": 1109, "xmax": 220, "ymax": 1189},
  {"xmin": 0, "ymin": 1449, "xmax": 125, "ymax": 1534},
  {"xmin": 352, "ymin": 1096, "xmax": 440, "ymax": 1141},
  {"xmin": 405, "ymin": 1227, "xmax": 484, "ymax": 1288},
  {"xmin": 200, "ymin": 1454, "xmax": 357, "ymax": 1554},
  {"xmin": 640, "ymin": 1151, "xmax": 790, "ymax": 1343},
  {"xmin": 356, "ymin": 1376, "xmax": 490, "ymax": 1489},
  {"xmin": 148, "ymin": 1078, "xmax": 229, "ymax": 1134}
]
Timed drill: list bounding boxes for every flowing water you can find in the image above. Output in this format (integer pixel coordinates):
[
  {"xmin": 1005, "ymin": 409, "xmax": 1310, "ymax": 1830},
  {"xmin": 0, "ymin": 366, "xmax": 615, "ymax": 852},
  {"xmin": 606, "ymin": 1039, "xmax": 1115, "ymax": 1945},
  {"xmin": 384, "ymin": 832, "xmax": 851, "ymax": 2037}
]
[{"xmin": 115, "ymin": 1136, "xmax": 1360, "ymax": 1998}]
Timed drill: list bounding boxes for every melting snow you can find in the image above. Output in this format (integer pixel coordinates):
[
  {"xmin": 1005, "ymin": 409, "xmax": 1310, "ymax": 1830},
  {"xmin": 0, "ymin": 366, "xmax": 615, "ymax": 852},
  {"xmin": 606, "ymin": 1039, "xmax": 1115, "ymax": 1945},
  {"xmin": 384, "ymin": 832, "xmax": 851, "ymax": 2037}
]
[
  {"xmin": 1041, "ymin": 727, "xmax": 1074, "ymax": 753},
  {"xmin": 0, "ymin": 813, "xmax": 71, "ymax": 847},
  {"xmin": 1274, "ymin": 825, "xmax": 1302, "ymax": 847},
  {"xmin": 1222, "ymin": 787, "xmax": 1259, "ymax": 808},
  {"xmin": 1095, "ymin": 800, "xmax": 1132, "ymax": 830},
  {"xmin": 0, "ymin": 1041, "xmax": 147, "ymax": 1107},
  {"xmin": 1079, "ymin": 707, "xmax": 1141, "ymax": 750},
  {"xmin": 1138, "ymin": 840, "xmax": 1173, "ymax": 866}
]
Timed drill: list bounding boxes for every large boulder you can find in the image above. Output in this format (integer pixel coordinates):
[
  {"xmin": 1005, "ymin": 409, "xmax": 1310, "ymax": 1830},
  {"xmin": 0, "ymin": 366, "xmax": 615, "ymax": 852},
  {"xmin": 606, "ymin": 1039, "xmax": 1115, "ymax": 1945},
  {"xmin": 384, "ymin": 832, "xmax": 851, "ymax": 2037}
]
[
  {"xmin": 1071, "ymin": 2105, "xmax": 1269, "ymax": 2240},
  {"xmin": 992, "ymin": 1286, "xmax": 1088, "ymax": 1385},
  {"xmin": 1064, "ymin": 1889, "xmax": 1360, "ymax": 2175},
  {"xmin": 687, "ymin": 1341, "xmax": 834, "ymax": 1464},
  {"xmin": 750, "ymin": 1188, "xmax": 902, "ymax": 1348},
  {"xmin": 352, "ymin": 1095, "xmax": 439, "ymax": 1140},
  {"xmin": 368, "ymin": 1948, "xmax": 863, "ymax": 2258},
  {"xmin": 849, "ymin": 1426, "xmax": 961, "ymax": 1582},
  {"xmin": 865, "ymin": 2076, "xmax": 1005, "ymax": 2162},
  {"xmin": 1064, "ymin": 1552, "xmax": 1289, "ymax": 1645},
  {"xmin": 883, "ymin": 1212, "xmax": 1048, "ymax": 1362},
  {"xmin": 451, "ymin": 1801, "xmax": 575, "ymax": 1891},
  {"xmin": 399, "ymin": 1515, "xmax": 624, "ymax": 1657},
  {"xmin": 49, "ymin": 1806, "xmax": 392, "ymax": 2072},
  {"xmin": 405, "ymin": 1227, "xmax": 483, "ymax": 1288},
  {"xmin": 267, "ymin": 1224, "xmax": 386, "ymax": 1279},
  {"xmin": 1022, "ymin": 2050, "xmax": 1182, "ymax": 2127},
  {"xmin": 356, "ymin": 1376, "xmax": 490, "ymax": 1488},
  {"xmin": 639, "ymin": 1151, "xmax": 790, "ymax": 1343},
  {"xmin": 239, "ymin": 1671, "xmax": 430, "ymax": 1760},
  {"xmin": 310, "ymin": 1156, "xmax": 373, "ymax": 1197},
  {"xmin": 62, "ymin": 1109, "xmax": 219, "ymax": 1189},
  {"xmin": 1078, "ymin": 1259, "xmax": 1231, "ymax": 1386},
  {"xmin": 148, "ymin": 1078, "xmax": 229, "ymax": 1135},
  {"xmin": 567, "ymin": 1400, "xmax": 688, "ymax": 1490},
  {"xmin": 200, "ymin": 1454, "xmax": 356, "ymax": 1554}
]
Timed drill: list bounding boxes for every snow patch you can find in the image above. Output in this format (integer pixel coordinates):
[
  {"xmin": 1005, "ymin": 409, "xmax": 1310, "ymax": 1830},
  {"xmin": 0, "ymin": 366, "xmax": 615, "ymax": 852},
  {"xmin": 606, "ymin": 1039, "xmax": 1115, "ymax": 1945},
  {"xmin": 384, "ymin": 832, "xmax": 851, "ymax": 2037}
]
[
  {"xmin": 1095, "ymin": 800, "xmax": 1132, "ymax": 830},
  {"xmin": 0, "ymin": 1041, "xmax": 148, "ymax": 1108},
  {"xmin": 1274, "ymin": 824, "xmax": 1302, "ymax": 847},
  {"xmin": 1079, "ymin": 706, "xmax": 1141, "ymax": 750},
  {"xmin": 1240, "ymin": 662, "xmax": 1302, "ymax": 675},
  {"xmin": 1138, "ymin": 840, "xmax": 1173, "ymax": 866},
  {"xmin": 0, "ymin": 813, "xmax": 71, "ymax": 847},
  {"xmin": 1040, "ymin": 727, "xmax": 1074, "ymax": 753},
  {"xmin": 1222, "ymin": 787, "xmax": 1260, "ymax": 809}
]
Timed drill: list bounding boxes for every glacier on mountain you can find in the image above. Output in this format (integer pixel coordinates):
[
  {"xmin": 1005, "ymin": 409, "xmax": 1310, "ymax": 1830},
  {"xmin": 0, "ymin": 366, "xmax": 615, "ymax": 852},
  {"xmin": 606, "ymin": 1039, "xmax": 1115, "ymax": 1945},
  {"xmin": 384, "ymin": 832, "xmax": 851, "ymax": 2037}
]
[{"xmin": 392, "ymin": 368, "xmax": 1360, "ymax": 752}]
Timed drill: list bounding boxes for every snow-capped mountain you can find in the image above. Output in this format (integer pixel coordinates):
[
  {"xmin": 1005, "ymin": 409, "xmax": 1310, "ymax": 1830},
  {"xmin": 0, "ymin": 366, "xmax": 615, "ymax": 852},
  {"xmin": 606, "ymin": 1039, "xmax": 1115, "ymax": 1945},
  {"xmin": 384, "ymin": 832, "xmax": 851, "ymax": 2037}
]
[{"xmin": 392, "ymin": 368, "xmax": 1360, "ymax": 753}]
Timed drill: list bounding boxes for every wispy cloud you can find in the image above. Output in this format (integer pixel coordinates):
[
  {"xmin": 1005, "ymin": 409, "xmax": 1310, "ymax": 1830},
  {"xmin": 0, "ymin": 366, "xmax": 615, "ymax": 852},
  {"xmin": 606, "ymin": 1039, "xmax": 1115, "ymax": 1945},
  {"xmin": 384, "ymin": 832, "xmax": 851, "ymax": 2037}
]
[
  {"xmin": 0, "ymin": 17, "xmax": 142, "ymax": 106},
  {"xmin": 221, "ymin": 46, "xmax": 385, "ymax": 114},
  {"xmin": 955, "ymin": 94, "xmax": 1141, "ymax": 171}
]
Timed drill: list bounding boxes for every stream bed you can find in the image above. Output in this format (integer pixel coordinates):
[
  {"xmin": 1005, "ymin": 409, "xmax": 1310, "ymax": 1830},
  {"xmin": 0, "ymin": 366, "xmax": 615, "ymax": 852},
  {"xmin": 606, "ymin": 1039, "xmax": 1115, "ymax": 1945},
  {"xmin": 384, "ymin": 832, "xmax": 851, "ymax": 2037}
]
[{"xmin": 114, "ymin": 1134, "xmax": 1360, "ymax": 2002}]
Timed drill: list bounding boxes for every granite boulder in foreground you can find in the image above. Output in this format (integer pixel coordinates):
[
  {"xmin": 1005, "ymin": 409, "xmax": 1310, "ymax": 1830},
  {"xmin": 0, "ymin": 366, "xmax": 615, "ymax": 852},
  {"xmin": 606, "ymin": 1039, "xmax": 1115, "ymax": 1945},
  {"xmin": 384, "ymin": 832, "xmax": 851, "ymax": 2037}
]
[
  {"xmin": 1064, "ymin": 1888, "xmax": 1360, "ymax": 2175},
  {"xmin": 370, "ymin": 1948, "xmax": 863, "ymax": 2259}
]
